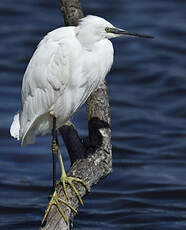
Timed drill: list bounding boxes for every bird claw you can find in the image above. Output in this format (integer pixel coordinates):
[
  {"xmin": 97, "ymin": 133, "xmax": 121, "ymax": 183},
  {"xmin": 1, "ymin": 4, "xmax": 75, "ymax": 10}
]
[
  {"xmin": 41, "ymin": 190, "xmax": 77, "ymax": 226},
  {"xmin": 57, "ymin": 175, "xmax": 90, "ymax": 206},
  {"xmin": 41, "ymin": 176, "xmax": 90, "ymax": 226}
]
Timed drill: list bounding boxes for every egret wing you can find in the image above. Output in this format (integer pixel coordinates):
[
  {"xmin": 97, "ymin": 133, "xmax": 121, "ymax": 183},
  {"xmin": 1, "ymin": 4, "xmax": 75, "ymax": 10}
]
[{"xmin": 20, "ymin": 28, "xmax": 75, "ymax": 144}]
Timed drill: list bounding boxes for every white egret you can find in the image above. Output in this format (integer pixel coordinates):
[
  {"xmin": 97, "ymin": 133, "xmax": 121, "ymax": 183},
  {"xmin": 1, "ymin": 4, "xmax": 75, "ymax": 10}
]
[{"xmin": 10, "ymin": 15, "xmax": 153, "ymax": 224}]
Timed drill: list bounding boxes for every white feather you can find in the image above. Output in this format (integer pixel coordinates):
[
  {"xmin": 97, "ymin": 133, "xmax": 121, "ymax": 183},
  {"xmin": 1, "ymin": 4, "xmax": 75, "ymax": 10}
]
[
  {"xmin": 11, "ymin": 15, "xmax": 114, "ymax": 145},
  {"xmin": 10, "ymin": 113, "xmax": 20, "ymax": 140}
]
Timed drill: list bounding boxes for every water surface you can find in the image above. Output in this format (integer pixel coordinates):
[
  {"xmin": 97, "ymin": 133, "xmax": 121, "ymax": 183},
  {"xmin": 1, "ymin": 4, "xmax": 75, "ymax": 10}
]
[{"xmin": 1, "ymin": 0, "xmax": 186, "ymax": 229}]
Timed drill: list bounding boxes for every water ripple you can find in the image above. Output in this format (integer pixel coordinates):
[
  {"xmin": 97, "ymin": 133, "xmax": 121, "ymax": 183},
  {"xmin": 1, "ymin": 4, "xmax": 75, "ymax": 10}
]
[{"xmin": 1, "ymin": 0, "xmax": 186, "ymax": 229}]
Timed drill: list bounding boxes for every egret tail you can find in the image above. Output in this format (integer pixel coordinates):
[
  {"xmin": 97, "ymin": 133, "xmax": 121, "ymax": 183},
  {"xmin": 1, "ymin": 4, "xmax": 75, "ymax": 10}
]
[{"xmin": 10, "ymin": 113, "xmax": 20, "ymax": 140}]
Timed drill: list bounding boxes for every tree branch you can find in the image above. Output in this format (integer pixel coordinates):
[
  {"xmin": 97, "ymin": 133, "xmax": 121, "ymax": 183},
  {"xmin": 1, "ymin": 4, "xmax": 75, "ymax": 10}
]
[{"xmin": 39, "ymin": 0, "xmax": 112, "ymax": 229}]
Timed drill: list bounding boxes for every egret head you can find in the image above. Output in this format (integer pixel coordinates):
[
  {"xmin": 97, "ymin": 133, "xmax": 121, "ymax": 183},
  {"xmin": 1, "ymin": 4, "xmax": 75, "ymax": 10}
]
[{"xmin": 76, "ymin": 15, "xmax": 153, "ymax": 48}]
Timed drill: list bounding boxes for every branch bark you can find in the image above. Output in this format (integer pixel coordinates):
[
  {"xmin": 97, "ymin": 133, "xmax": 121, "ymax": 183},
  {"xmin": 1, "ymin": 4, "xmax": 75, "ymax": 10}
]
[{"xmin": 39, "ymin": 1, "xmax": 112, "ymax": 229}]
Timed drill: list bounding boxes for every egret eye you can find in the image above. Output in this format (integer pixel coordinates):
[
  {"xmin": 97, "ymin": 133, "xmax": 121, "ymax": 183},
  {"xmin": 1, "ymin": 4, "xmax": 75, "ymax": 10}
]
[{"xmin": 105, "ymin": 27, "xmax": 111, "ymax": 33}]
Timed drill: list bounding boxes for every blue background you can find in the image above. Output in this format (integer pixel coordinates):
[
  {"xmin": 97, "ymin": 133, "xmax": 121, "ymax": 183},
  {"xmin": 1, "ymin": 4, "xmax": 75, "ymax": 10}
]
[{"xmin": 1, "ymin": 0, "xmax": 186, "ymax": 229}]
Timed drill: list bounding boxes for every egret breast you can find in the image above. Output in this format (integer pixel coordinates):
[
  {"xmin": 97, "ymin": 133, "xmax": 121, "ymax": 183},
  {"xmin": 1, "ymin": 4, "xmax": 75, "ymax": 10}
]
[{"xmin": 54, "ymin": 38, "xmax": 114, "ymax": 127}]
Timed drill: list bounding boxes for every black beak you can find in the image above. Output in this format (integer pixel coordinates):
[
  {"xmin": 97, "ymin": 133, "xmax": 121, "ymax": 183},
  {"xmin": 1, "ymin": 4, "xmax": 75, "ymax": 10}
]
[{"xmin": 113, "ymin": 28, "xmax": 154, "ymax": 39}]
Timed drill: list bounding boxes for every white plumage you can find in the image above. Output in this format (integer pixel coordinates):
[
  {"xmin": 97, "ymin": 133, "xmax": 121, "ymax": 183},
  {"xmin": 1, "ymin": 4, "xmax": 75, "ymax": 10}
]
[
  {"xmin": 10, "ymin": 16, "xmax": 114, "ymax": 145},
  {"xmin": 10, "ymin": 15, "xmax": 152, "ymax": 146},
  {"xmin": 10, "ymin": 15, "xmax": 153, "ymax": 224}
]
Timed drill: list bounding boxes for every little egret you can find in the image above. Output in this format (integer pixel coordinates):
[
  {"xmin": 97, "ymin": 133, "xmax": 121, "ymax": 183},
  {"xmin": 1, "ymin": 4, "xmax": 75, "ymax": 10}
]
[{"xmin": 10, "ymin": 15, "xmax": 153, "ymax": 224}]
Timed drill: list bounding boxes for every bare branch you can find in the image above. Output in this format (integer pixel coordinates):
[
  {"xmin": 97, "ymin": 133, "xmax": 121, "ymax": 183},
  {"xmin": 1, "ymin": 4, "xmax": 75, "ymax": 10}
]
[{"xmin": 39, "ymin": 0, "xmax": 112, "ymax": 229}]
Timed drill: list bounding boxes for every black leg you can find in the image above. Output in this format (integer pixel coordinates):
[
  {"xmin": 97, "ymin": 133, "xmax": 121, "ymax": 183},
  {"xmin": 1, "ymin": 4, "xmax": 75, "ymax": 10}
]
[
  {"xmin": 41, "ymin": 117, "xmax": 78, "ymax": 226},
  {"xmin": 52, "ymin": 117, "xmax": 57, "ymax": 193}
]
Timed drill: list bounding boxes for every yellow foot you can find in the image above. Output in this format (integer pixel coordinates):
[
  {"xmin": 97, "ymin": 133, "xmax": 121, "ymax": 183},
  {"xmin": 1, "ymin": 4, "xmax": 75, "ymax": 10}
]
[
  {"xmin": 41, "ymin": 190, "xmax": 77, "ymax": 226},
  {"xmin": 57, "ymin": 175, "xmax": 90, "ymax": 206}
]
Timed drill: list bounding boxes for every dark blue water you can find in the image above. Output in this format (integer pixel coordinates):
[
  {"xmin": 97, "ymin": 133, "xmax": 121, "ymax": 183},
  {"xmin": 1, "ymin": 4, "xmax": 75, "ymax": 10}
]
[{"xmin": 1, "ymin": 0, "xmax": 186, "ymax": 229}]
